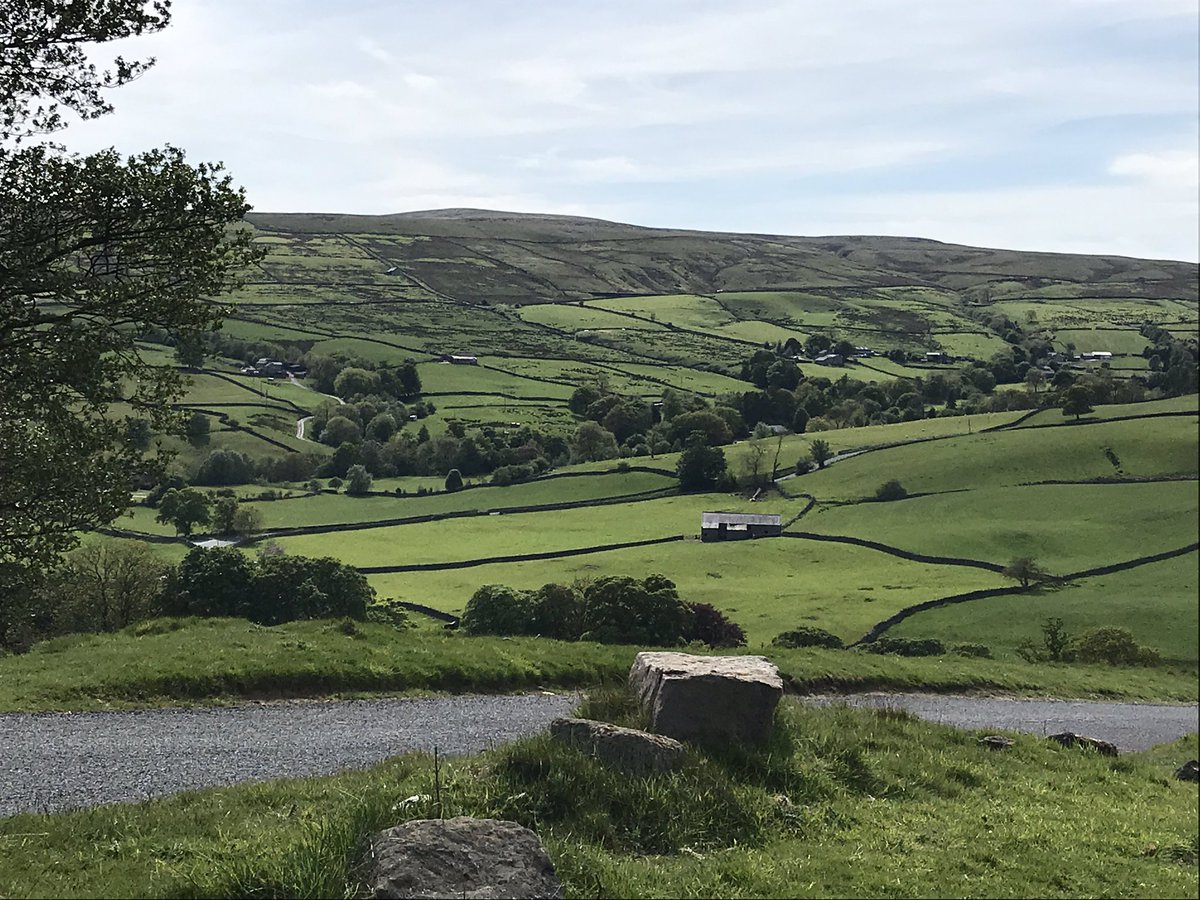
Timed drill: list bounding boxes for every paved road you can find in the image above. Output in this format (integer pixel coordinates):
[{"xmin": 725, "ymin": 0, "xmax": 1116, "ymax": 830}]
[
  {"xmin": 0, "ymin": 693, "xmax": 577, "ymax": 818},
  {"xmin": 3, "ymin": 691, "xmax": 1195, "ymax": 818},
  {"xmin": 801, "ymin": 693, "xmax": 1198, "ymax": 751}
]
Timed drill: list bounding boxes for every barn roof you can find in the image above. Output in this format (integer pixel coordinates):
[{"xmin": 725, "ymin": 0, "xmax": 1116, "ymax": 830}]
[{"xmin": 701, "ymin": 512, "xmax": 782, "ymax": 528}]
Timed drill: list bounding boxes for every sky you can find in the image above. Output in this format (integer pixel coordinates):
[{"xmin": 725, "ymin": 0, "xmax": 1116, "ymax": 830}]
[{"xmin": 62, "ymin": 0, "xmax": 1200, "ymax": 261}]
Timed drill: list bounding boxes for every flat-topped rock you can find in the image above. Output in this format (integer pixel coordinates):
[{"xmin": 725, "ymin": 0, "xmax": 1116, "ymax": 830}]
[
  {"xmin": 365, "ymin": 816, "xmax": 562, "ymax": 899},
  {"xmin": 630, "ymin": 652, "xmax": 783, "ymax": 746},
  {"xmin": 550, "ymin": 717, "xmax": 684, "ymax": 775}
]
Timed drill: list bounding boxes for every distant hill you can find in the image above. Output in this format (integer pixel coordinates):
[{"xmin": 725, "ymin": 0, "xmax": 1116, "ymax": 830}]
[{"xmin": 245, "ymin": 208, "xmax": 1199, "ymax": 305}]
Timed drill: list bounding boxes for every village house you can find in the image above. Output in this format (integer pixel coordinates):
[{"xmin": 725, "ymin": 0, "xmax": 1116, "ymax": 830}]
[{"xmin": 700, "ymin": 512, "xmax": 783, "ymax": 542}]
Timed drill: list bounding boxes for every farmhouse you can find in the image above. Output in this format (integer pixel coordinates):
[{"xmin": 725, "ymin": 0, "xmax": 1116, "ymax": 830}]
[{"xmin": 700, "ymin": 512, "xmax": 782, "ymax": 542}]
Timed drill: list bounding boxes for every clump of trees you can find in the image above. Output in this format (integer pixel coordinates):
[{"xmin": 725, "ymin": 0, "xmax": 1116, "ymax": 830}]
[
  {"xmin": 460, "ymin": 575, "xmax": 746, "ymax": 648},
  {"xmin": 159, "ymin": 547, "xmax": 375, "ymax": 625}
]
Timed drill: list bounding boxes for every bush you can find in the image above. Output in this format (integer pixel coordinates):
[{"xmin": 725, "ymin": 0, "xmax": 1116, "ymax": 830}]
[
  {"xmin": 345, "ymin": 464, "xmax": 373, "ymax": 495},
  {"xmin": 950, "ymin": 642, "xmax": 992, "ymax": 658},
  {"xmin": 793, "ymin": 459, "xmax": 814, "ymax": 476},
  {"xmin": 580, "ymin": 575, "xmax": 693, "ymax": 646},
  {"xmin": 530, "ymin": 583, "xmax": 583, "ymax": 641},
  {"xmin": 873, "ymin": 479, "xmax": 908, "ymax": 501},
  {"xmin": 772, "ymin": 626, "xmax": 844, "ymax": 650},
  {"xmin": 862, "ymin": 637, "xmax": 945, "ymax": 657},
  {"xmin": 461, "ymin": 585, "xmax": 535, "ymax": 636},
  {"xmin": 687, "ymin": 602, "xmax": 746, "ymax": 648},
  {"xmin": 365, "ymin": 601, "xmax": 413, "ymax": 631},
  {"xmin": 1071, "ymin": 627, "xmax": 1161, "ymax": 666},
  {"xmin": 445, "ymin": 468, "xmax": 464, "ymax": 492}
]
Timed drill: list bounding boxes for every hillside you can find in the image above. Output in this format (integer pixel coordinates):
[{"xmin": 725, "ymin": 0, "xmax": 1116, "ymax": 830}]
[{"xmin": 244, "ymin": 208, "xmax": 1200, "ymax": 303}]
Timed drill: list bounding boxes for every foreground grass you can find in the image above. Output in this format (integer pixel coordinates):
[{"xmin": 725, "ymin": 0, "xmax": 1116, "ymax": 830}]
[
  {"xmin": 1, "ymin": 698, "xmax": 1195, "ymax": 899},
  {"xmin": 1, "ymin": 618, "xmax": 1196, "ymax": 714}
]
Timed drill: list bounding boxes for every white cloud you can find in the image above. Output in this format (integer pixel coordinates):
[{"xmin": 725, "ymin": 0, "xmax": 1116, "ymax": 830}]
[{"xmin": 1108, "ymin": 150, "xmax": 1200, "ymax": 188}]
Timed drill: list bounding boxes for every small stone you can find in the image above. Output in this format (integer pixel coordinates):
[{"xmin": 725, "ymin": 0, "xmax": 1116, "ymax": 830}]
[
  {"xmin": 550, "ymin": 717, "xmax": 684, "ymax": 776},
  {"xmin": 1174, "ymin": 760, "xmax": 1199, "ymax": 782},
  {"xmin": 364, "ymin": 816, "xmax": 562, "ymax": 899},
  {"xmin": 979, "ymin": 735, "xmax": 1014, "ymax": 750},
  {"xmin": 1047, "ymin": 731, "xmax": 1119, "ymax": 757}
]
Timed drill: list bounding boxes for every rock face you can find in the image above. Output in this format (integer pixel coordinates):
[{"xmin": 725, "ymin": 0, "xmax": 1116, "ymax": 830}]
[
  {"xmin": 550, "ymin": 717, "xmax": 685, "ymax": 775},
  {"xmin": 365, "ymin": 816, "xmax": 562, "ymax": 900},
  {"xmin": 629, "ymin": 651, "xmax": 783, "ymax": 746},
  {"xmin": 1175, "ymin": 760, "xmax": 1199, "ymax": 782},
  {"xmin": 1047, "ymin": 732, "xmax": 1119, "ymax": 757}
]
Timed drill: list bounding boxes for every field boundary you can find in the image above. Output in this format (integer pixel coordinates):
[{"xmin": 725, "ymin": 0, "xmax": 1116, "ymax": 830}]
[
  {"xmin": 851, "ymin": 541, "xmax": 1200, "ymax": 646},
  {"xmin": 358, "ymin": 534, "xmax": 687, "ymax": 573}
]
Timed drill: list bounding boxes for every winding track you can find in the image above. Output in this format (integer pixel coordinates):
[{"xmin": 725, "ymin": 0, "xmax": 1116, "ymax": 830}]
[{"xmin": 1, "ymin": 692, "xmax": 1195, "ymax": 819}]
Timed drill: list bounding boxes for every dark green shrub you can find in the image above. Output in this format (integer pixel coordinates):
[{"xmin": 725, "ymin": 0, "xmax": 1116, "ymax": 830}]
[
  {"xmin": 863, "ymin": 637, "xmax": 945, "ymax": 657},
  {"xmin": 580, "ymin": 575, "xmax": 693, "ymax": 646},
  {"xmin": 529, "ymin": 583, "xmax": 583, "ymax": 641},
  {"xmin": 461, "ymin": 585, "xmax": 535, "ymax": 636},
  {"xmin": 1071, "ymin": 627, "xmax": 1161, "ymax": 666},
  {"xmin": 950, "ymin": 642, "xmax": 992, "ymax": 658},
  {"xmin": 873, "ymin": 479, "xmax": 908, "ymax": 501},
  {"xmin": 687, "ymin": 602, "xmax": 746, "ymax": 648},
  {"xmin": 772, "ymin": 626, "xmax": 844, "ymax": 650}
]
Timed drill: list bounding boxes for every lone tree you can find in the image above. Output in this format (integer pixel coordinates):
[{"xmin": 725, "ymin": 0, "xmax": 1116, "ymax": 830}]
[
  {"xmin": 676, "ymin": 432, "xmax": 727, "ymax": 491},
  {"xmin": 0, "ymin": 1, "xmax": 258, "ymax": 630},
  {"xmin": 1003, "ymin": 556, "xmax": 1048, "ymax": 589},
  {"xmin": 809, "ymin": 438, "xmax": 833, "ymax": 470},
  {"xmin": 155, "ymin": 488, "xmax": 212, "ymax": 537},
  {"xmin": 1060, "ymin": 384, "xmax": 1094, "ymax": 421}
]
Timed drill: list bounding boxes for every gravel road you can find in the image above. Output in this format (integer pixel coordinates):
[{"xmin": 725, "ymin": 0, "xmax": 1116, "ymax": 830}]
[
  {"xmin": 2, "ymin": 691, "xmax": 1195, "ymax": 819},
  {"xmin": 0, "ymin": 693, "xmax": 577, "ymax": 818},
  {"xmin": 801, "ymin": 693, "xmax": 1198, "ymax": 751}
]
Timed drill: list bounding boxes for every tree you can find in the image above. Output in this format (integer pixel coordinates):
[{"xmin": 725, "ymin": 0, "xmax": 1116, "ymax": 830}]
[
  {"xmin": 874, "ymin": 479, "xmax": 908, "ymax": 501},
  {"xmin": 569, "ymin": 421, "xmax": 619, "ymax": 463},
  {"xmin": 333, "ymin": 367, "xmax": 380, "ymax": 399},
  {"xmin": 740, "ymin": 437, "xmax": 770, "ymax": 488},
  {"xmin": 1003, "ymin": 556, "xmax": 1048, "ymax": 589},
  {"xmin": 676, "ymin": 434, "xmax": 727, "ymax": 491},
  {"xmin": 1024, "ymin": 367, "xmax": 1046, "ymax": 394},
  {"xmin": 444, "ymin": 468, "xmax": 464, "ymax": 492},
  {"xmin": 51, "ymin": 539, "xmax": 168, "ymax": 634},
  {"xmin": 0, "ymin": 2, "xmax": 257, "ymax": 597},
  {"xmin": 231, "ymin": 505, "xmax": 263, "ymax": 537},
  {"xmin": 345, "ymin": 464, "xmax": 373, "ymax": 495},
  {"xmin": 1061, "ymin": 384, "xmax": 1094, "ymax": 421},
  {"xmin": 580, "ymin": 574, "xmax": 693, "ymax": 645},
  {"xmin": 211, "ymin": 496, "xmax": 240, "ymax": 535},
  {"xmin": 155, "ymin": 488, "xmax": 212, "ymax": 537},
  {"xmin": 809, "ymin": 439, "xmax": 833, "ymax": 469},
  {"xmin": 461, "ymin": 584, "xmax": 535, "ymax": 636},
  {"xmin": 320, "ymin": 415, "xmax": 362, "ymax": 446},
  {"xmin": 668, "ymin": 410, "xmax": 731, "ymax": 446}
]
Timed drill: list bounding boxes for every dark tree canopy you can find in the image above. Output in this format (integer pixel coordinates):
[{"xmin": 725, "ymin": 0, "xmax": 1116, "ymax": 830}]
[{"xmin": 0, "ymin": 1, "xmax": 258, "ymax": 592}]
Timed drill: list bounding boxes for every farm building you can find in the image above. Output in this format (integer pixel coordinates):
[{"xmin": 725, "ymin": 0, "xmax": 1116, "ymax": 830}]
[
  {"xmin": 1079, "ymin": 351, "xmax": 1113, "ymax": 361},
  {"xmin": 924, "ymin": 351, "xmax": 953, "ymax": 364},
  {"xmin": 701, "ymin": 512, "xmax": 782, "ymax": 542},
  {"xmin": 814, "ymin": 352, "xmax": 844, "ymax": 366},
  {"xmin": 442, "ymin": 353, "xmax": 479, "ymax": 365}
]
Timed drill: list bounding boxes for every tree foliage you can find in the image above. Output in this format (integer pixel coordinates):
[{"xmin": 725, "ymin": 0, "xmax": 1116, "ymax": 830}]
[
  {"xmin": 0, "ymin": 2, "xmax": 257, "ymax": 594},
  {"xmin": 155, "ymin": 487, "xmax": 211, "ymax": 537}
]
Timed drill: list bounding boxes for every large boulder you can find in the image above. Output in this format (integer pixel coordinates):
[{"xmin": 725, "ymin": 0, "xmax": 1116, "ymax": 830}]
[
  {"xmin": 364, "ymin": 816, "xmax": 562, "ymax": 899},
  {"xmin": 550, "ymin": 717, "xmax": 685, "ymax": 775},
  {"xmin": 629, "ymin": 651, "xmax": 783, "ymax": 746}
]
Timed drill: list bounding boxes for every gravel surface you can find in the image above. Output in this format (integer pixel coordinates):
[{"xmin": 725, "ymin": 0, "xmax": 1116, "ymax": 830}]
[
  {"xmin": 801, "ymin": 693, "xmax": 1199, "ymax": 750},
  {"xmin": 3, "ymin": 691, "xmax": 1195, "ymax": 819},
  {"xmin": 0, "ymin": 693, "xmax": 577, "ymax": 818}
]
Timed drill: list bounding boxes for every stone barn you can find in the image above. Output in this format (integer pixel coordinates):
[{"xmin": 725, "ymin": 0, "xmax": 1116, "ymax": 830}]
[{"xmin": 701, "ymin": 512, "xmax": 782, "ymax": 542}]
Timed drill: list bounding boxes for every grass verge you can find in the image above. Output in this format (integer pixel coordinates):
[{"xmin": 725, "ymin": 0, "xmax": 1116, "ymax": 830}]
[{"xmin": 0, "ymin": 618, "xmax": 1195, "ymax": 713}]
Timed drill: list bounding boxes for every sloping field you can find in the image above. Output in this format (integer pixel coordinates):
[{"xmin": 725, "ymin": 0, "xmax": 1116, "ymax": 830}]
[
  {"xmin": 369, "ymin": 538, "xmax": 1007, "ymax": 645},
  {"xmin": 890, "ymin": 551, "xmax": 1199, "ymax": 663}
]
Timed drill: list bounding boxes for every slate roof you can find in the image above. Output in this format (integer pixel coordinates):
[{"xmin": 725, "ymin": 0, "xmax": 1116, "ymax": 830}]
[{"xmin": 701, "ymin": 512, "xmax": 782, "ymax": 528}]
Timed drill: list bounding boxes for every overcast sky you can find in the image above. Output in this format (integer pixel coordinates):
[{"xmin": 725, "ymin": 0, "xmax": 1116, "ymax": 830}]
[{"xmin": 62, "ymin": 0, "xmax": 1199, "ymax": 261}]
